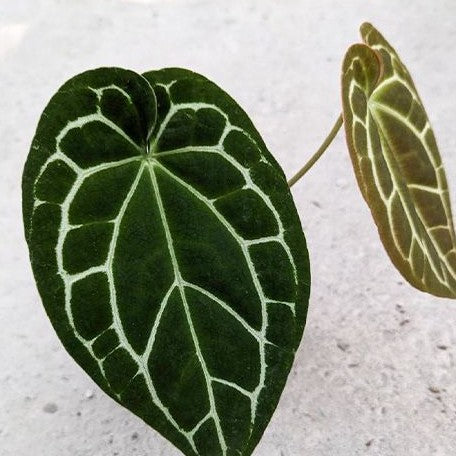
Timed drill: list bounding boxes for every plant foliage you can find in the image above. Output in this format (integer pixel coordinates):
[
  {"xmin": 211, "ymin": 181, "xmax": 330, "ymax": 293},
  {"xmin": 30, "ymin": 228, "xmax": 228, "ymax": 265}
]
[
  {"xmin": 342, "ymin": 23, "xmax": 456, "ymax": 298},
  {"xmin": 22, "ymin": 67, "xmax": 310, "ymax": 456}
]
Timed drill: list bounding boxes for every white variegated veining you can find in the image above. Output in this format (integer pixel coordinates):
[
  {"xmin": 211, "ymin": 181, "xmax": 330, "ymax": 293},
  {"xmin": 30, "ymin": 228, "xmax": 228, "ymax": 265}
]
[
  {"xmin": 31, "ymin": 80, "xmax": 300, "ymax": 454},
  {"xmin": 211, "ymin": 377, "xmax": 255, "ymax": 400},
  {"xmin": 89, "ymin": 84, "xmax": 133, "ymax": 103},
  {"xmin": 183, "ymin": 281, "xmax": 264, "ymax": 343},
  {"xmin": 266, "ymin": 299, "xmax": 296, "ymax": 315},
  {"xmin": 148, "ymin": 164, "xmax": 228, "ymax": 453}
]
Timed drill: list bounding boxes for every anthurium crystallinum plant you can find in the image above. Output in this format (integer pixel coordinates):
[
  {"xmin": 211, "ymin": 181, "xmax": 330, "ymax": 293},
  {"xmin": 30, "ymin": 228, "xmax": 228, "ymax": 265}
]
[{"xmin": 22, "ymin": 23, "xmax": 456, "ymax": 456}]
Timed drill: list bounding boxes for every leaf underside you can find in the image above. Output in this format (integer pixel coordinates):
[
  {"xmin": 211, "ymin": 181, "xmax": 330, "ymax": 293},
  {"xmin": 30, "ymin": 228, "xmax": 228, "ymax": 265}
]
[
  {"xmin": 22, "ymin": 67, "xmax": 310, "ymax": 455},
  {"xmin": 342, "ymin": 23, "xmax": 456, "ymax": 298}
]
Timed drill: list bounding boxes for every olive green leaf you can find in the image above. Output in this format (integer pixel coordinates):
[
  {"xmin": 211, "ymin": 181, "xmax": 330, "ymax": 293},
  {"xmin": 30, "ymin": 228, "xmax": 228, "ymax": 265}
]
[
  {"xmin": 342, "ymin": 23, "xmax": 456, "ymax": 298},
  {"xmin": 22, "ymin": 67, "xmax": 310, "ymax": 455}
]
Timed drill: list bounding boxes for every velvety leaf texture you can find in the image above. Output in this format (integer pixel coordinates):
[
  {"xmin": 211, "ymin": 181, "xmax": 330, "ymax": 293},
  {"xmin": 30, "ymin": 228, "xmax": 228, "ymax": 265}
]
[
  {"xmin": 342, "ymin": 23, "xmax": 456, "ymax": 298},
  {"xmin": 22, "ymin": 67, "xmax": 310, "ymax": 455}
]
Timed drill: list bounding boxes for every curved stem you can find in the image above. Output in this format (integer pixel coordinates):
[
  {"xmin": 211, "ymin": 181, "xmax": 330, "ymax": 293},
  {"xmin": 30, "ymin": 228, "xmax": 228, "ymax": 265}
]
[{"xmin": 288, "ymin": 114, "xmax": 344, "ymax": 187}]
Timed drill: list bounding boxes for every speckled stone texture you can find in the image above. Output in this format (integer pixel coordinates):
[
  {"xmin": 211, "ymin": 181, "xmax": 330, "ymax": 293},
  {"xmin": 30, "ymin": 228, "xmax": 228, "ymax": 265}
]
[{"xmin": 1, "ymin": 1, "xmax": 456, "ymax": 455}]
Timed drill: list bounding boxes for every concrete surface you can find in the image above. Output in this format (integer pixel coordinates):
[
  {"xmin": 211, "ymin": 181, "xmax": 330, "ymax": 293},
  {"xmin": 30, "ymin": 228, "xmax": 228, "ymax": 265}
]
[{"xmin": 1, "ymin": 1, "xmax": 456, "ymax": 455}]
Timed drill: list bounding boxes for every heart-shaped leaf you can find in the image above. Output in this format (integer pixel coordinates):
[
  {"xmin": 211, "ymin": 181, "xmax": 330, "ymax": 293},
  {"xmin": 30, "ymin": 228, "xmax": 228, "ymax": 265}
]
[
  {"xmin": 22, "ymin": 67, "xmax": 310, "ymax": 455},
  {"xmin": 342, "ymin": 23, "xmax": 456, "ymax": 298}
]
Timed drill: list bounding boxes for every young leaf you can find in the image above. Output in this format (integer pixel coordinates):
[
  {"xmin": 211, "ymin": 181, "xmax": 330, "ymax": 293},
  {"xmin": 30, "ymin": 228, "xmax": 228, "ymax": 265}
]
[
  {"xmin": 22, "ymin": 67, "xmax": 310, "ymax": 456},
  {"xmin": 342, "ymin": 23, "xmax": 456, "ymax": 298}
]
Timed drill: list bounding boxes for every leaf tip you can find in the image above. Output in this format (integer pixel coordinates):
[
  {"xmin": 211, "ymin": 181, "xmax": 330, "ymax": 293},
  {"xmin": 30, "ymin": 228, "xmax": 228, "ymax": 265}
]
[{"xmin": 359, "ymin": 22, "xmax": 375, "ymax": 41}]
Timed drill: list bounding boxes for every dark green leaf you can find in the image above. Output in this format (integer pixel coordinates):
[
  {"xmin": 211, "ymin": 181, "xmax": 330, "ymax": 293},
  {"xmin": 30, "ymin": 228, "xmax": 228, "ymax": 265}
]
[{"xmin": 22, "ymin": 67, "xmax": 310, "ymax": 455}]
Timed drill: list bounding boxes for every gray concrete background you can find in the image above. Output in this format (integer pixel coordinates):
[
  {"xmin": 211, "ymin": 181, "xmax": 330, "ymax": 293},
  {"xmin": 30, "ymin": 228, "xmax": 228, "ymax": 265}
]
[{"xmin": 1, "ymin": 1, "xmax": 456, "ymax": 455}]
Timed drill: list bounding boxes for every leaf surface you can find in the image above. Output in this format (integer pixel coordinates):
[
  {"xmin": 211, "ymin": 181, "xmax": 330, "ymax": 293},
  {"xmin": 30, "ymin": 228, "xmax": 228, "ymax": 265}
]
[
  {"xmin": 23, "ymin": 67, "xmax": 310, "ymax": 455},
  {"xmin": 342, "ymin": 23, "xmax": 456, "ymax": 298}
]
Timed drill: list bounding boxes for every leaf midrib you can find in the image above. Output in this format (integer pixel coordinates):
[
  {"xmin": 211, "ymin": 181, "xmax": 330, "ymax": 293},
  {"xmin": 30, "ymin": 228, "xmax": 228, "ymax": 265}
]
[
  {"xmin": 369, "ymin": 101, "xmax": 455, "ymax": 288},
  {"xmin": 146, "ymin": 163, "xmax": 228, "ymax": 455}
]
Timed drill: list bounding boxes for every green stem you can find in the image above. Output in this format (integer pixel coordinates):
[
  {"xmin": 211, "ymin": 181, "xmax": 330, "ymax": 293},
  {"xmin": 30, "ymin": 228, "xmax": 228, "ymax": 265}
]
[{"xmin": 287, "ymin": 114, "xmax": 344, "ymax": 187}]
